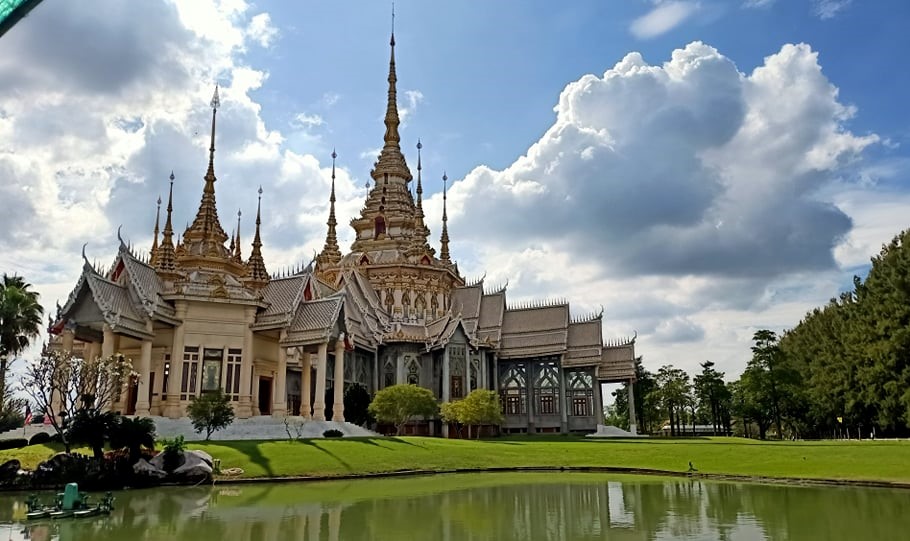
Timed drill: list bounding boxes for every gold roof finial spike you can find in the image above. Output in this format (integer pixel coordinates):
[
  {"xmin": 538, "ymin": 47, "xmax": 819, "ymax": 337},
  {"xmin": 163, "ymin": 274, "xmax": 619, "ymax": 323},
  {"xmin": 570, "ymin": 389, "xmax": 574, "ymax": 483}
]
[
  {"xmin": 207, "ymin": 84, "xmax": 220, "ymax": 182},
  {"xmin": 370, "ymin": 5, "xmax": 411, "ymax": 183},
  {"xmin": 440, "ymin": 171, "xmax": 451, "ymax": 263},
  {"xmin": 150, "ymin": 194, "xmax": 162, "ymax": 265},
  {"xmin": 245, "ymin": 185, "xmax": 269, "ymax": 287},
  {"xmin": 234, "ymin": 208, "xmax": 242, "ymax": 262},
  {"xmin": 156, "ymin": 171, "xmax": 177, "ymax": 273},
  {"xmin": 317, "ymin": 149, "xmax": 342, "ymax": 268},
  {"xmin": 416, "ymin": 140, "xmax": 423, "ymax": 210}
]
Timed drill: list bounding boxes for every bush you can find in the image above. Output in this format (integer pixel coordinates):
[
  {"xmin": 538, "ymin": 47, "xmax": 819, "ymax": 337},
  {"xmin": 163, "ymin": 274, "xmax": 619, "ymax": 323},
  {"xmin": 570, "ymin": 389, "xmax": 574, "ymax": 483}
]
[
  {"xmin": 322, "ymin": 429, "xmax": 344, "ymax": 438},
  {"xmin": 368, "ymin": 384, "xmax": 438, "ymax": 435},
  {"xmin": 28, "ymin": 432, "xmax": 51, "ymax": 446},
  {"xmin": 186, "ymin": 390, "xmax": 235, "ymax": 440},
  {"xmin": 344, "ymin": 384, "xmax": 374, "ymax": 426},
  {"xmin": 109, "ymin": 417, "xmax": 156, "ymax": 464},
  {"xmin": 0, "ymin": 438, "xmax": 27, "ymax": 450},
  {"xmin": 161, "ymin": 435, "xmax": 186, "ymax": 471}
]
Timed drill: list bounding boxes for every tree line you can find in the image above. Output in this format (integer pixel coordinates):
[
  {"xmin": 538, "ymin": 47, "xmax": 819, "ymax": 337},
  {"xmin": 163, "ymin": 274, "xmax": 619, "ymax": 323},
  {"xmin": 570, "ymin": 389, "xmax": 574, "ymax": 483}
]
[{"xmin": 613, "ymin": 229, "xmax": 910, "ymax": 439}]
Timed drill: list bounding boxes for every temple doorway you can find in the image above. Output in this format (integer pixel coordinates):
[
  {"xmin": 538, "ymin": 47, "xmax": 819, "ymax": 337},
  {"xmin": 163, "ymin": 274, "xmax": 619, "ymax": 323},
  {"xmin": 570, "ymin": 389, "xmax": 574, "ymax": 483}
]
[{"xmin": 258, "ymin": 377, "xmax": 272, "ymax": 415}]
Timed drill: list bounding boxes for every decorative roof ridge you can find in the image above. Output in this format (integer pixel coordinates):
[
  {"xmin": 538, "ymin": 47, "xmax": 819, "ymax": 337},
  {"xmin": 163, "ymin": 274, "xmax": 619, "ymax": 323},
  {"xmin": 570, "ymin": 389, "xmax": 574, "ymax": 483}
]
[
  {"xmin": 483, "ymin": 279, "xmax": 509, "ymax": 296},
  {"xmin": 570, "ymin": 307, "xmax": 604, "ymax": 324},
  {"xmin": 604, "ymin": 331, "xmax": 637, "ymax": 348},
  {"xmin": 505, "ymin": 298, "xmax": 570, "ymax": 311}
]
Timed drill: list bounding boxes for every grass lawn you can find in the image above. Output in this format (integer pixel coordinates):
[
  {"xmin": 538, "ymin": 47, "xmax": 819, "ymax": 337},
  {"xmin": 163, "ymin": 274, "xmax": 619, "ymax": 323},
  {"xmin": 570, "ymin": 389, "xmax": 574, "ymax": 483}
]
[{"xmin": 3, "ymin": 436, "xmax": 909, "ymax": 483}]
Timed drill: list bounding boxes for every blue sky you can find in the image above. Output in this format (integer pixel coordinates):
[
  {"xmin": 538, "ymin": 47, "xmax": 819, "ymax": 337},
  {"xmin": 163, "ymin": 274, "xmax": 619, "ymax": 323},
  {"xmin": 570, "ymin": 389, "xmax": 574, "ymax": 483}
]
[{"xmin": 1, "ymin": 0, "xmax": 908, "ymax": 381}]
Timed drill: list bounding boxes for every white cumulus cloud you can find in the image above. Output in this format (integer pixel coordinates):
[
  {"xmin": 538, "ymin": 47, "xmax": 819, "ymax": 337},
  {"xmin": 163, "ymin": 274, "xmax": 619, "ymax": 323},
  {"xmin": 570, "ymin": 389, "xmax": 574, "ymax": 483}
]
[{"xmin": 630, "ymin": 1, "xmax": 701, "ymax": 39}]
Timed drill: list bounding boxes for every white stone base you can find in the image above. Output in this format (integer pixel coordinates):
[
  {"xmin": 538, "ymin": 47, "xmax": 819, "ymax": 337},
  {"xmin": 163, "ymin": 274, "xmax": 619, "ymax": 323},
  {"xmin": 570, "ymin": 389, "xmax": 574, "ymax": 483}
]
[{"xmin": 585, "ymin": 424, "xmax": 648, "ymax": 438}]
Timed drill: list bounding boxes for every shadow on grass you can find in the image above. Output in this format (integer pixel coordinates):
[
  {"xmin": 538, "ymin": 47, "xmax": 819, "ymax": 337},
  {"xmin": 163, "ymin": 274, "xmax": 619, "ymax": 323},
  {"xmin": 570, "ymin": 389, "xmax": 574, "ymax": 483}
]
[
  {"xmin": 300, "ymin": 439, "xmax": 353, "ymax": 470},
  {"xmin": 231, "ymin": 441, "xmax": 275, "ymax": 476}
]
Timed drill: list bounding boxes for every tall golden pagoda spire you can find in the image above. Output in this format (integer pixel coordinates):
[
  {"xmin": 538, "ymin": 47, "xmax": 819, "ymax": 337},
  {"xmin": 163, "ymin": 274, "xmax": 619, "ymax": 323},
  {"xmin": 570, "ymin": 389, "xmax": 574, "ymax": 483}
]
[
  {"xmin": 440, "ymin": 171, "xmax": 451, "ymax": 264},
  {"xmin": 155, "ymin": 171, "xmax": 177, "ymax": 273},
  {"xmin": 317, "ymin": 150, "xmax": 342, "ymax": 268},
  {"xmin": 181, "ymin": 85, "xmax": 231, "ymax": 259},
  {"xmin": 245, "ymin": 186, "xmax": 269, "ymax": 287},
  {"xmin": 407, "ymin": 139, "xmax": 432, "ymax": 258},
  {"xmin": 150, "ymin": 195, "xmax": 161, "ymax": 266},
  {"xmin": 370, "ymin": 10, "xmax": 411, "ymax": 183}
]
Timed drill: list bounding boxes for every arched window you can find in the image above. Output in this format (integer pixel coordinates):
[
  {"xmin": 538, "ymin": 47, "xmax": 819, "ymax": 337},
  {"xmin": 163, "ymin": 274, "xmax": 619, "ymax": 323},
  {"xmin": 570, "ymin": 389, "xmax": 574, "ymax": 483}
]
[
  {"xmin": 498, "ymin": 363, "xmax": 527, "ymax": 415},
  {"xmin": 374, "ymin": 215, "xmax": 386, "ymax": 239},
  {"xmin": 430, "ymin": 292, "xmax": 439, "ymax": 315},
  {"xmin": 567, "ymin": 370, "xmax": 595, "ymax": 417},
  {"xmin": 534, "ymin": 361, "xmax": 560, "ymax": 415},
  {"xmin": 406, "ymin": 357, "xmax": 420, "ymax": 385}
]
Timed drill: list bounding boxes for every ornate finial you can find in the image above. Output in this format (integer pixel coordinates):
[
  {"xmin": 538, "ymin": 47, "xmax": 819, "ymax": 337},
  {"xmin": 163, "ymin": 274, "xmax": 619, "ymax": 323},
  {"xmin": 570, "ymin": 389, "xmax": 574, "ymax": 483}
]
[
  {"xmin": 440, "ymin": 172, "xmax": 450, "ymax": 263},
  {"xmin": 317, "ymin": 149, "xmax": 342, "ymax": 269},
  {"xmin": 416, "ymin": 140, "xmax": 423, "ymax": 205},
  {"xmin": 234, "ymin": 208, "xmax": 242, "ymax": 261},
  {"xmin": 370, "ymin": 14, "xmax": 411, "ymax": 183},
  {"xmin": 245, "ymin": 185, "xmax": 269, "ymax": 287},
  {"xmin": 156, "ymin": 171, "xmax": 177, "ymax": 273},
  {"xmin": 183, "ymin": 85, "xmax": 231, "ymax": 262},
  {"xmin": 150, "ymin": 194, "xmax": 162, "ymax": 265}
]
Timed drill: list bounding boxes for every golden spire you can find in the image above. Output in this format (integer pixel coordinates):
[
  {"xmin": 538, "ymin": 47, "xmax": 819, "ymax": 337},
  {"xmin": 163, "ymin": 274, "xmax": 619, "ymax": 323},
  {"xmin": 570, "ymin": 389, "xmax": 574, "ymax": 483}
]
[
  {"xmin": 245, "ymin": 186, "xmax": 269, "ymax": 287},
  {"xmin": 234, "ymin": 209, "xmax": 243, "ymax": 262},
  {"xmin": 150, "ymin": 195, "xmax": 161, "ymax": 266},
  {"xmin": 182, "ymin": 85, "xmax": 231, "ymax": 259},
  {"xmin": 407, "ymin": 139, "xmax": 432, "ymax": 259},
  {"xmin": 156, "ymin": 171, "xmax": 177, "ymax": 273},
  {"xmin": 416, "ymin": 140, "xmax": 424, "ymax": 211},
  {"xmin": 440, "ymin": 171, "xmax": 451, "ymax": 264},
  {"xmin": 370, "ymin": 14, "xmax": 412, "ymax": 183},
  {"xmin": 317, "ymin": 149, "xmax": 342, "ymax": 267}
]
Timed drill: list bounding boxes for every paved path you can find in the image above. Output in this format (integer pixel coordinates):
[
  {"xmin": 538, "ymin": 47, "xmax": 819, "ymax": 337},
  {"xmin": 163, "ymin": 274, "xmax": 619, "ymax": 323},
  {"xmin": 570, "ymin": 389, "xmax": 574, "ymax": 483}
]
[{"xmin": 0, "ymin": 416, "xmax": 378, "ymax": 442}]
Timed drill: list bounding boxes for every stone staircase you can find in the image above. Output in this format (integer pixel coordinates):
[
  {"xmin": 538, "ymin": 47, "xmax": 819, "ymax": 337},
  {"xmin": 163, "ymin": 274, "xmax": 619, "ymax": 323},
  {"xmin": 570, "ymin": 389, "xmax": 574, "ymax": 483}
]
[{"xmin": 0, "ymin": 416, "xmax": 378, "ymax": 442}]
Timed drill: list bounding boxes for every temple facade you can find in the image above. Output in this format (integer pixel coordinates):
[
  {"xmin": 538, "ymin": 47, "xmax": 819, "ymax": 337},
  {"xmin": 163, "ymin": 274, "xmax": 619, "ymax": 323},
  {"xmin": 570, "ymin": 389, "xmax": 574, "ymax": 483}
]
[{"xmin": 50, "ymin": 31, "xmax": 637, "ymax": 435}]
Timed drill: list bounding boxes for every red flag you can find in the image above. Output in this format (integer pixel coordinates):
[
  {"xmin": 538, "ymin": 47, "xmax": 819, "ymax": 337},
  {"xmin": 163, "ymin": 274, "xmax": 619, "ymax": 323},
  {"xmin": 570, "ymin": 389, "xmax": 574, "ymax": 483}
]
[
  {"xmin": 23, "ymin": 404, "xmax": 32, "ymax": 427},
  {"xmin": 43, "ymin": 412, "xmax": 51, "ymax": 425}
]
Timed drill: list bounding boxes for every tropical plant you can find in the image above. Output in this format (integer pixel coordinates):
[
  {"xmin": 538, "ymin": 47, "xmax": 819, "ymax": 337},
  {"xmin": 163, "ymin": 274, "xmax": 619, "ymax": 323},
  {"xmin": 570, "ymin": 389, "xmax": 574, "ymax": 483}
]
[
  {"xmin": 161, "ymin": 435, "xmax": 186, "ymax": 471},
  {"xmin": 109, "ymin": 416, "xmax": 156, "ymax": 464},
  {"xmin": 0, "ymin": 274, "xmax": 44, "ymax": 412},
  {"xmin": 186, "ymin": 390, "xmax": 235, "ymax": 440},
  {"xmin": 67, "ymin": 408, "xmax": 118, "ymax": 459},
  {"xmin": 368, "ymin": 384, "xmax": 438, "ymax": 435}
]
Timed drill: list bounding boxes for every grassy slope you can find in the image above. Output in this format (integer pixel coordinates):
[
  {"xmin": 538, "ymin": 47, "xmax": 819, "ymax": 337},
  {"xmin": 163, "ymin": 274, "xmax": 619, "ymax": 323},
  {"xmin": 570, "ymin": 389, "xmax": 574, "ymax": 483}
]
[{"xmin": 3, "ymin": 436, "xmax": 909, "ymax": 483}]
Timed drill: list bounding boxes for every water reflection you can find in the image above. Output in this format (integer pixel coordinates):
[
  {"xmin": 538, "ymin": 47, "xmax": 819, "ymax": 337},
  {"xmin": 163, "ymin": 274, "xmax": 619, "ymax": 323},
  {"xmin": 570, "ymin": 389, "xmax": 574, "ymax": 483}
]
[{"xmin": 1, "ymin": 473, "xmax": 908, "ymax": 540}]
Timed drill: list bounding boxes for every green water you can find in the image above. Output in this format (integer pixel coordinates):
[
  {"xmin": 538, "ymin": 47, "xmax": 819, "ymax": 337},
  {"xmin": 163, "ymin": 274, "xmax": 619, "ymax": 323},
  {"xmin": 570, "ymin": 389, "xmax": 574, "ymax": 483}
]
[{"xmin": 0, "ymin": 473, "xmax": 907, "ymax": 540}]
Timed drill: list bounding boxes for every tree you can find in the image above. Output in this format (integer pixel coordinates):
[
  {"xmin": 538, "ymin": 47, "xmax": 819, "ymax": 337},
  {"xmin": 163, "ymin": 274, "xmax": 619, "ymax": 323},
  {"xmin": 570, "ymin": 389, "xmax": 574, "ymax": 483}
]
[
  {"xmin": 0, "ymin": 274, "xmax": 44, "ymax": 413},
  {"xmin": 109, "ymin": 416, "xmax": 156, "ymax": 463},
  {"xmin": 441, "ymin": 390, "xmax": 503, "ymax": 438},
  {"xmin": 368, "ymin": 384, "xmax": 438, "ymax": 435},
  {"xmin": 694, "ymin": 361, "xmax": 728, "ymax": 435},
  {"xmin": 19, "ymin": 350, "xmax": 134, "ymax": 452},
  {"xmin": 652, "ymin": 365, "xmax": 691, "ymax": 436},
  {"xmin": 751, "ymin": 330, "xmax": 784, "ymax": 438},
  {"xmin": 186, "ymin": 390, "xmax": 234, "ymax": 440},
  {"xmin": 344, "ymin": 383, "xmax": 374, "ymax": 426}
]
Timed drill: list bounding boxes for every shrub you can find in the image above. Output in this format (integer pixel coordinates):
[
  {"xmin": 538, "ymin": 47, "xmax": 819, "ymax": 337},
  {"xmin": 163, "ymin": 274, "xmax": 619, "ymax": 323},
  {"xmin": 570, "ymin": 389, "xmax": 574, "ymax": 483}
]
[
  {"xmin": 0, "ymin": 438, "xmax": 27, "ymax": 450},
  {"xmin": 344, "ymin": 384, "xmax": 374, "ymax": 426},
  {"xmin": 109, "ymin": 417, "xmax": 156, "ymax": 464},
  {"xmin": 67, "ymin": 409, "xmax": 118, "ymax": 459},
  {"xmin": 368, "ymin": 384, "xmax": 438, "ymax": 435},
  {"xmin": 322, "ymin": 429, "xmax": 344, "ymax": 438},
  {"xmin": 161, "ymin": 435, "xmax": 186, "ymax": 471},
  {"xmin": 28, "ymin": 432, "xmax": 51, "ymax": 446},
  {"xmin": 186, "ymin": 390, "xmax": 235, "ymax": 440}
]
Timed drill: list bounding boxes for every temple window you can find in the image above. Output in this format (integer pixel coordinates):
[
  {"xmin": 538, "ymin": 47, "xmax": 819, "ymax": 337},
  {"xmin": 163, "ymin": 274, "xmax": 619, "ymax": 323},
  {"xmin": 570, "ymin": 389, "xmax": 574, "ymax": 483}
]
[
  {"xmin": 499, "ymin": 363, "xmax": 527, "ymax": 415},
  {"xmin": 449, "ymin": 345, "xmax": 466, "ymax": 399},
  {"xmin": 374, "ymin": 215, "xmax": 386, "ymax": 239},
  {"xmin": 224, "ymin": 348, "xmax": 242, "ymax": 401},
  {"xmin": 382, "ymin": 357, "xmax": 396, "ymax": 389},
  {"xmin": 406, "ymin": 357, "xmax": 420, "ymax": 385},
  {"xmin": 180, "ymin": 346, "xmax": 200, "ymax": 400},
  {"xmin": 534, "ymin": 361, "xmax": 560, "ymax": 416},
  {"xmin": 567, "ymin": 371, "xmax": 595, "ymax": 417}
]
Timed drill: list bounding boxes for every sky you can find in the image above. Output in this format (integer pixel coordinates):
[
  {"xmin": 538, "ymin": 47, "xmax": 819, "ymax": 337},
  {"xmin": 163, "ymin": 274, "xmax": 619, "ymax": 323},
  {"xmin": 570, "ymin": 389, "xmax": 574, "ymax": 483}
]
[{"xmin": 1, "ymin": 0, "xmax": 909, "ymax": 385}]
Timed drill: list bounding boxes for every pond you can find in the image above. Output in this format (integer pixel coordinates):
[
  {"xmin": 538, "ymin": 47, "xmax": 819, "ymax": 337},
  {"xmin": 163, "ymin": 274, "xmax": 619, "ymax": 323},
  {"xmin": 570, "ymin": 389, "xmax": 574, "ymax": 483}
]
[{"xmin": 0, "ymin": 473, "xmax": 907, "ymax": 540}]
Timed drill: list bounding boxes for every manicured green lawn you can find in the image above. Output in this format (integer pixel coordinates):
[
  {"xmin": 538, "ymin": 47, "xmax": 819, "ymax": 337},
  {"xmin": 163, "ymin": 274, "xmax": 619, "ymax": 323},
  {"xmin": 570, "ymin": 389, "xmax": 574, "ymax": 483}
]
[{"xmin": 4, "ymin": 436, "xmax": 909, "ymax": 483}]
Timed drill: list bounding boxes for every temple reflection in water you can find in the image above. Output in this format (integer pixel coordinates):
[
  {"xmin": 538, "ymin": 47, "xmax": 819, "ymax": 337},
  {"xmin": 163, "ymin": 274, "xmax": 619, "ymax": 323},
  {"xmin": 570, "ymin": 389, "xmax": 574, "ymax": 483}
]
[{"xmin": 4, "ymin": 473, "xmax": 909, "ymax": 541}]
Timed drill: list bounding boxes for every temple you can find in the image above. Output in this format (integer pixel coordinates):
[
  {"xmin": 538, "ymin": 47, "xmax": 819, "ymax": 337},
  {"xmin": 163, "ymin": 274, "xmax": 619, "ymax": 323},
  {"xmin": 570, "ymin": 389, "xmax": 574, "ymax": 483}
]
[{"xmin": 49, "ymin": 30, "xmax": 637, "ymax": 435}]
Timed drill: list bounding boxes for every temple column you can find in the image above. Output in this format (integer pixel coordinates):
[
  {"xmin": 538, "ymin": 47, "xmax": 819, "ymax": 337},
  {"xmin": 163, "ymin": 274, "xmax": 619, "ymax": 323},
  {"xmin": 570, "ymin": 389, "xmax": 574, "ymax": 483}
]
[
  {"xmin": 396, "ymin": 351, "xmax": 404, "ymax": 385},
  {"xmin": 372, "ymin": 349, "xmax": 379, "ymax": 393},
  {"xmin": 313, "ymin": 342, "xmax": 328, "ymax": 421},
  {"xmin": 559, "ymin": 361, "xmax": 568, "ymax": 434},
  {"xmin": 100, "ymin": 324, "xmax": 120, "ymax": 412},
  {"xmin": 465, "ymin": 353, "xmax": 471, "ymax": 395},
  {"xmin": 151, "ymin": 348, "xmax": 166, "ymax": 415},
  {"xmin": 628, "ymin": 378, "xmax": 638, "ymax": 435},
  {"xmin": 165, "ymin": 302, "xmax": 186, "ymax": 418},
  {"xmin": 272, "ymin": 338, "xmax": 288, "ymax": 417},
  {"xmin": 442, "ymin": 346, "xmax": 450, "ymax": 438},
  {"xmin": 593, "ymin": 379, "xmax": 604, "ymax": 425},
  {"xmin": 332, "ymin": 337, "xmax": 345, "ymax": 422},
  {"xmin": 238, "ymin": 306, "xmax": 256, "ymax": 418},
  {"xmin": 301, "ymin": 351, "xmax": 312, "ymax": 418},
  {"xmin": 135, "ymin": 337, "xmax": 152, "ymax": 416},
  {"xmin": 61, "ymin": 326, "xmax": 75, "ymax": 354}
]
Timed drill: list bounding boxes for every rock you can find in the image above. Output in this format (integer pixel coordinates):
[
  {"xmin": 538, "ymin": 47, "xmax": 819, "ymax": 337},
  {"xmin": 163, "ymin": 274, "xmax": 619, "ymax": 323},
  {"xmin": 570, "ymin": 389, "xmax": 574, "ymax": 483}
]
[
  {"xmin": 0, "ymin": 459, "xmax": 20, "ymax": 483},
  {"xmin": 186, "ymin": 449, "xmax": 213, "ymax": 466},
  {"xmin": 149, "ymin": 451, "xmax": 185, "ymax": 472},
  {"xmin": 172, "ymin": 452, "xmax": 213, "ymax": 479},
  {"xmin": 38, "ymin": 452, "xmax": 76, "ymax": 473},
  {"xmin": 133, "ymin": 458, "xmax": 167, "ymax": 479}
]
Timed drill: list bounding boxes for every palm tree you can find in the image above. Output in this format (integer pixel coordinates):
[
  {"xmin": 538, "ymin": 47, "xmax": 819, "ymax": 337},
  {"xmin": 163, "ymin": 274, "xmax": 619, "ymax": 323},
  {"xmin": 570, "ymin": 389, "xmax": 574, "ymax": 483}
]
[{"xmin": 0, "ymin": 274, "xmax": 44, "ymax": 412}]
